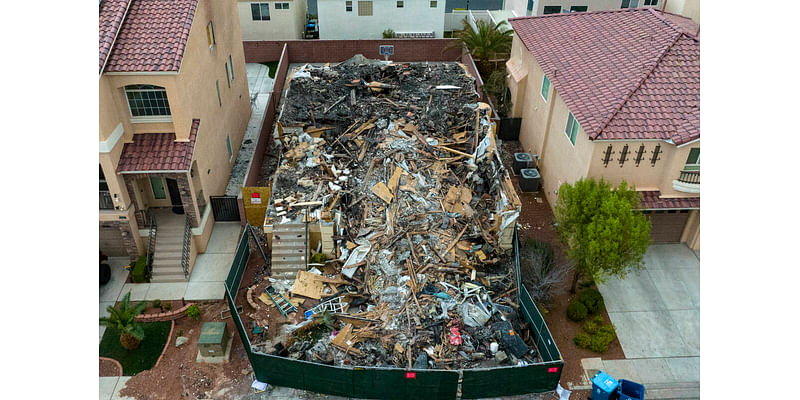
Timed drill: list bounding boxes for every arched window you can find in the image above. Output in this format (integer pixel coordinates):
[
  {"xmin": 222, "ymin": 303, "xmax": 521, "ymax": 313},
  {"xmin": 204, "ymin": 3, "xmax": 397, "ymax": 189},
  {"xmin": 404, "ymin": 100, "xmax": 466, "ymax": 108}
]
[{"xmin": 124, "ymin": 85, "xmax": 171, "ymax": 117}]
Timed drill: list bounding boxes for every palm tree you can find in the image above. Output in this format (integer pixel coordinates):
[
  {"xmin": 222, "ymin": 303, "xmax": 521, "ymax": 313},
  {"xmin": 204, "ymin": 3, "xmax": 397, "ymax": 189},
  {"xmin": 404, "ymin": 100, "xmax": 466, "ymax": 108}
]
[
  {"xmin": 100, "ymin": 292, "xmax": 148, "ymax": 350},
  {"xmin": 452, "ymin": 18, "xmax": 513, "ymax": 75}
]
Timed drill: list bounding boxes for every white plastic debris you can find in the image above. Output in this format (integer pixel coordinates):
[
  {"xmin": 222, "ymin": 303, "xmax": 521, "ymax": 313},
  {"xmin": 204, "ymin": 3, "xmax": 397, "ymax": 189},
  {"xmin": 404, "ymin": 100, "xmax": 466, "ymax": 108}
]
[{"xmin": 490, "ymin": 342, "xmax": 499, "ymax": 354}]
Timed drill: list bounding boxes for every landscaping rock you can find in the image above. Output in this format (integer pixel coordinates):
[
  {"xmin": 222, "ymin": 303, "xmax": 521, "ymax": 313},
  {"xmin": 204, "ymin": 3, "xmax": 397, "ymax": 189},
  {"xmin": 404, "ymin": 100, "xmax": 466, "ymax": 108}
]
[{"xmin": 175, "ymin": 336, "xmax": 189, "ymax": 348}]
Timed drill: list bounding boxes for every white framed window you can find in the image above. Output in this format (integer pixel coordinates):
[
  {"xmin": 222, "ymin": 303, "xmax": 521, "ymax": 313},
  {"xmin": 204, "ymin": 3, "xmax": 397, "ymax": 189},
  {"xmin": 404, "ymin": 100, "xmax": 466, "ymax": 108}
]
[
  {"xmin": 224, "ymin": 62, "xmax": 230, "ymax": 88},
  {"xmin": 228, "ymin": 55, "xmax": 234, "ymax": 81},
  {"xmin": 644, "ymin": 0, "xmax": 658, "ymax": 5},
  {"xmin": 206, "ymin": 21, "xmax": 216, "ymax": 50},
  {"xmin": 358, "ymin": 1, "xmax": 373, "ymax": 16},
  {"xmin": 540, "ymin": 74, "xmax": 550, "ymax": 101},
  {"xmin": 275, "ymin": 2, "xmax": 290, "ymax": 9},
  {"xmin": 565, "ymin": 112, "xmax": 579, "ymax": 145},
  {"xmin": 684, "ymin": 148, "xmax": 700, "ymax": 171},
  {"xmin": 397, "ymin": 0, "xmax": 403, "ymax": 7},
  {"xmin": 346, "ymin": 1, "xmax": 353, "ymax": 12},
  {"xmin": 430, "ymin": 0, "xmax": 438, "ymax": 7},
  {"xmin": 621, "ymin": 0, "xmax": 639, "ymax": 8},
  {"xmin": 251, "ymin": 3, "xmax": 270, "ymax": 20},
  {"xmin": 124, "ymin": 85, "xmax": 171, "ymax": 120},
  {"xmin": 216, "ymin": 80, "xmax": 222, "ymax": 107},
  {"xmin": 226, "ymin": 135, "xmax": 233, "ymax": 162}
]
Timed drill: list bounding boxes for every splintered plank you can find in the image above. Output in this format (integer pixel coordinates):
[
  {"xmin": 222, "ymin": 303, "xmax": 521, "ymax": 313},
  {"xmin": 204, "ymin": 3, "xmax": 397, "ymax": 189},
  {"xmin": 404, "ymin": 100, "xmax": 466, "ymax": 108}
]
[{"xmin": 371, "ymin": 182, "xmax": 394, "ymax": 204}]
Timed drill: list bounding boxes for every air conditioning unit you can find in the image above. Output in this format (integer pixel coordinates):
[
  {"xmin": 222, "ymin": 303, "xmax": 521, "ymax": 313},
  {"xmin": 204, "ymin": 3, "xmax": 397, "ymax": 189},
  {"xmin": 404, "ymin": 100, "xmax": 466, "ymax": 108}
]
[
  {"xmin": 513, "ymin": 153, "xmax": 532, "ymax": 175},
  {"xmin": 519, "ymin": 168, "xmax": 541, "ymax": 192}
]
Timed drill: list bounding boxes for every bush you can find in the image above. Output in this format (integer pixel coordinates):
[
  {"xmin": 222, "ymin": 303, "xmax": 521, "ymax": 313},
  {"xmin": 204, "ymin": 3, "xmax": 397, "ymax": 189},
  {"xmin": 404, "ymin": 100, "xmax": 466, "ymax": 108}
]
[
  {"xmin": 578, "ymin": 288, "xmax": 604, "ymax": 314},
  {"xmin": 566, "ymin": 301, "xmax": 588, "ymax": 322},
  {"xmin": 589, "ymin": 326, "xmax": 616, "ymax": 353},
  {"xmin": 574, "ymin": 333, "xmax": 591, "ymax": 349},
  {"xmin": 583, "ymin": 319, "xmax": 599, "ymax": 335},
  {"xmin": 186, "ymin": 304, "xmax": 201, "ymax": 320},
  {"xmin": 161, "ymin": 302, "xmax": 172, "ymax": 311},
  {"xmin": 151, "ymin": 299, "xmax": 161, "ymax": 309},
  {"xmin": 131, "ymin": 256, "xmax": 147, "ymax": 283},
  {"xmin": 382, "ymin": 28, "xmax": 395, "ymax": 39}
]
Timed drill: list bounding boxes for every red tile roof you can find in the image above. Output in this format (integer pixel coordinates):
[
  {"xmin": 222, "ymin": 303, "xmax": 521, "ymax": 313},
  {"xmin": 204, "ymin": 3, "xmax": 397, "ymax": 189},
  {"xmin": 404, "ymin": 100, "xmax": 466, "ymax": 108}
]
[
  {"xmin": 117, "ymin": 119, "xmax": 200, "ymax": 173},
  {"xmin": 509, "ymin": 9, "xmax": 699, "ymax": 145},
  {"xmin": 638, "ymin": 190, "xmax": 699, "ymax": 210},
  {"xmin": 99, "ymin": 0, "xmax": 131, "ymax": 73},
  {"xmin": 102, "ymin": 0, "xmax": 198, "ymax": 73}
]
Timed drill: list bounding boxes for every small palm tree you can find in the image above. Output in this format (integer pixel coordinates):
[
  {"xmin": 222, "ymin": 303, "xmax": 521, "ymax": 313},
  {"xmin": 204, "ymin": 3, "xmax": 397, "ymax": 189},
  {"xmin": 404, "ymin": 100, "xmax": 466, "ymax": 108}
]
[
  {"xmin": 100, "ymin": 292, "xmax": 148, "ymax": 350},
  {"xmin": 452, "ymin": 18, "xmax": 513, "ymax": 73}
]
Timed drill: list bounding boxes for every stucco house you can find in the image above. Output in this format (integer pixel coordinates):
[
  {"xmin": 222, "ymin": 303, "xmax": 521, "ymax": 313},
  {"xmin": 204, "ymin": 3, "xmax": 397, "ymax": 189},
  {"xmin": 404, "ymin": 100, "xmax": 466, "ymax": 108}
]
[
  {"xmin": 238, "ymin": 0, "xmax": 308, "ymax": 40},
  {"xmin": 504, "ymin": 0, "xmax": 667, "ymax": 18},
  {"xmin": 317, "ymin": 0, "xmax": 445, "ymax": 39},
  {"xmin": 99, "ymin": 0, "xmax": 251, "ymax": 281},
  {"xmin": 506, "ymin": 8, "xmax": 700, "ymax": 249}
]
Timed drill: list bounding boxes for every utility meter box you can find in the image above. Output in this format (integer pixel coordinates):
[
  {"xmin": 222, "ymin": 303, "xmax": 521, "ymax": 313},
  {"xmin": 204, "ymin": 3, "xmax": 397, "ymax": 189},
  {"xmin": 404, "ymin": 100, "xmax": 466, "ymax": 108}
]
[{"xmin": 198, "ymin": 322, "xmax": 229, "ymax": 357}]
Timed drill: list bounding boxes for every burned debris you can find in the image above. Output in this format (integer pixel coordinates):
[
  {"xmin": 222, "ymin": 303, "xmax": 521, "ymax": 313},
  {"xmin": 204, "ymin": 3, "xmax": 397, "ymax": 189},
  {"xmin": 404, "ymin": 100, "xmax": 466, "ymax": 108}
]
[{"xmin": 243, "ymin": 56, "xmax": 529, "ymax": 371}]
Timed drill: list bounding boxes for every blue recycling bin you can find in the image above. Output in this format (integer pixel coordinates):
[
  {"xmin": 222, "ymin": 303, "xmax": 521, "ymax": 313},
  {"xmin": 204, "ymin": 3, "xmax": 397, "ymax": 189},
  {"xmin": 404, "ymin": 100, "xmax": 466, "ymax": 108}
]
[
  {"xmin": 617, "ymin": 379, "xmax": 645, "ymax": 400},
  {"xmin": 591, "ymin": 371, "xmax": 619, "ymax": 400}
]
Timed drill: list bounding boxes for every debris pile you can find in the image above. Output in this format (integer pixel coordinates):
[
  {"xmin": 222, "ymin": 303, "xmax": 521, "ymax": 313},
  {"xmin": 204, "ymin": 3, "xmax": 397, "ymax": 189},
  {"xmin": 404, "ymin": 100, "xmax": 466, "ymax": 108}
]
[{"xmin": 247, "ymin": 57, "xmax": 528, "ymax": 370}]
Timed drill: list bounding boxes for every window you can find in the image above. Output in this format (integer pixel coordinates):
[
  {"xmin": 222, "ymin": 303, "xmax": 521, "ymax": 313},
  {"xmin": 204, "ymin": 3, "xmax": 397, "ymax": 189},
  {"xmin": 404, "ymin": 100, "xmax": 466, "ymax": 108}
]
[
  {"xmin": 397, "ymin": 0, "xmax": 403, "ymax": 7},
  {"xmin": 684, "ymin": 148, "xmax": 700, "ymax": 170},
  {"xmin": 124, "ymin": 85, "xmax": 171, "ymax": 118},
  {"xmin": 216, "ymin": 80, "xmax": 222, "ymax": 107},
  {"xmin": 100, "ymin": 165, "xmax": 109, "ymax": 191},
  {"xmin": 540, "ymin": 74, "xmax": 550, "ymax": 101},
  {"xmin": 526, "ymin": 0, "xmax": 534, "ymax": 13},
  {"xmin": 346, "ymin": 1, "xmax": 353, "ymax": 12},
  {"xmin": 251, "ymin": 3, "xmax": 270, "ymax": 20},
  {"xmin": 206, "ymin": 21, "xmax": 216, "ymax": 50},
  {"xmin": 358, "ymin": 1, "xmax": 373, "ymax": 16},
  {"xmin": 150, "ymin": 177, "xmax": 166, "ymax": 200},
  {"xmin": 225, "ymin": 62, "xmax": 230, "ymax": 88},
  {"xmin": 543, "ymin": 6, "xmax": 562, "ymax": 14},
  {"xmin": 644, "ymin": 0, "xmax": 657, "ymax": 5},
  {"xmin": 570, "ymin": 6, "xmax": 588, "ymax": 12},
  {"xmin": 228, "ymin": 55, "xmax": 234, "ymax": 81},
  {"xmin": 275, "ymin": 2, "xmax": 290, "ymax": 9},
  {"xmin": 565, "ymin": 112, "xmax": 579, "ymax": 145},
  {"xmin": 621, "ymin": 0, "xmax": 639, "ymax": 8},
  {"xmin": 226, "ymin": 135, "xmax": 233, "ymax": 161},
  {"xmin": 430, "ymin": 0, "xmax": 437, "ymax": 7}
]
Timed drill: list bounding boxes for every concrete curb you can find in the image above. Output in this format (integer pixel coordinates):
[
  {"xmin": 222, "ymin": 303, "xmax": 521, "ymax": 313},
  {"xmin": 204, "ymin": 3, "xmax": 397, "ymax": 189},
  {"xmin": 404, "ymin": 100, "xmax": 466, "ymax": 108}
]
[
  {"xmin": 99, "ymin": 357, "xmax": 123, "ymax": 377},
  {"xmin": 135, "ymin": 303, "xmax": 195, "ymax": 322},
  {"xmin": 153, "ymin": 320, "xmax": 175, "ymax": 369}
]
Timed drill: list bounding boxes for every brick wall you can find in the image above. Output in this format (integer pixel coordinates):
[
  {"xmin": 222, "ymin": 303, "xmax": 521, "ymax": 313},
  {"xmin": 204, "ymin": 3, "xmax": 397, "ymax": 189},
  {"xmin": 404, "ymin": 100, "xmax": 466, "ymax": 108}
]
[
  {"xmin": 122, "ymin": 172, "xmax": 198, "ymax": 227},
  {"xmin": 100, "ymin": 221, "xmax": 139, "ymax": 261},
  {"xmin": 243, "ymin": 39, "xmax": 464, "ymax": 64}
]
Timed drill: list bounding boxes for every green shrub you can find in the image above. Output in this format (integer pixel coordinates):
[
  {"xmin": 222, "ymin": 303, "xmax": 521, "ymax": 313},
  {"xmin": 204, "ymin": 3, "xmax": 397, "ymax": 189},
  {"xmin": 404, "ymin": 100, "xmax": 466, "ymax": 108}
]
[
  {"xmin": 578, "ymin": 288, "xmax": 604, "ymax": 314},
  {"xmin": 583, "ymin": 319, "xmax": 599, "ymax": 335},
  {"xmin": 161, "ymin": 302, "xmax": 172, "ymax": 311},
  {"xmin": 151, "ymin": 299, "xmax": 161, "ymax": 309},
  {"xmin": 588, "ymin": 325, "xmax": 616, "ymax": 353},
  {"xmin": 574, "ymin": 333, "xmax": 591, "ymax": 349},
  {"xmin": 566, "ymin": 301, "xmax": 588, "ymax": 322},
  {"xmin": 382, "ymin": 28, "xmax": 395, "ymax": 39},
  {"xmin": 131, "ymin": 256, "xmax": 147, "ymax": 283},
  {"xmin": 186, "ymin": 304, "xmax": 201, "ymax": 320}
]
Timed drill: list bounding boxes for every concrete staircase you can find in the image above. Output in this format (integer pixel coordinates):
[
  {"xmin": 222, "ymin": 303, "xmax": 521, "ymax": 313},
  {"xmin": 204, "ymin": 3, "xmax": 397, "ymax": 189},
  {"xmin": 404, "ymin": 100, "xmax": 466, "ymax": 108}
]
[
  {"xmin": 150, "ymin": 224, "xmax": 189, "ymax": 283},
  {"xmin": 270, "ymin": 223, "xmax": 307, "ymax": 280}
]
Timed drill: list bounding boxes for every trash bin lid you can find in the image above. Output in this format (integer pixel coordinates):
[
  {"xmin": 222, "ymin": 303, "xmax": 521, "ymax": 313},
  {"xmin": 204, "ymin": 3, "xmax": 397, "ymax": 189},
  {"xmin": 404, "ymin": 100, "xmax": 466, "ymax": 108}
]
[
  {"xmin": 520, "ymin": 168, "xmax": 540, "ymax": 179},
  {"xmin": 514, "ymin": 153, "xmax": 532, "ymax": 162},
  {"xmin": 591, "ymin": 371, "xmax": 619, "ymax": 393}
]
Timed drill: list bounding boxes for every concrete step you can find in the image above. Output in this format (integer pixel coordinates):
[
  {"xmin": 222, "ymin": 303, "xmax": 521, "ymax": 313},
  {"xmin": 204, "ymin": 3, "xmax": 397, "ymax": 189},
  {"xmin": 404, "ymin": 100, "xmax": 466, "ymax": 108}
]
[
  {"xmin": 270, "ymin": 271, "xmax": 298, "ymax": 280},
  {"xmin": 272, "ymin": 233, "xmax": 305, "ymax": 241},
  {"xmin": 272, "ymin": 256, "xmax": 306, "ymax": 264},
  {"xmin": 153, "ymin": 251, "xmax": 182, "ymax": 260},
  {"xmin": 152, "ymin": 265, "xmax": 185, "ymax": 275},
  {"xmin": 156, "ymin": 226, "xmax": 185, "ymax": 235},
  {"xmin": 155, "ymin": 235, "xmax": 183, "ymax": 244},
  {"xmin": 272, "ymin": 247, "xmax": 306, "ymax": 255},
  {"xmin": 271, "ymin": 265, "xmax": 306, "ymax": 273},
  {"xmin": 150, "ymin": 274, "xmax": 188, "ymax": 283},
  {"xmin": 273, "ymin": 223, "xmax": 306, "ymax": 230}
]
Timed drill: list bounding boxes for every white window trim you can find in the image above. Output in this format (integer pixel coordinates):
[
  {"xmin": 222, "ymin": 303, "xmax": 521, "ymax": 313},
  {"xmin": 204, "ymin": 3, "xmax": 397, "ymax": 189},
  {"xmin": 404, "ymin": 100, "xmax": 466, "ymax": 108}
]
[
  {"xmin": 565, "ymin": 112, "xmax": 579, "ymax": 147},
  {"xmin": 540, "ymin": 74, "xmax": 549, "ymax": 101},
  {"xmin": 124, "ymin": 86, "xmax": 172, "ymax": 122}
]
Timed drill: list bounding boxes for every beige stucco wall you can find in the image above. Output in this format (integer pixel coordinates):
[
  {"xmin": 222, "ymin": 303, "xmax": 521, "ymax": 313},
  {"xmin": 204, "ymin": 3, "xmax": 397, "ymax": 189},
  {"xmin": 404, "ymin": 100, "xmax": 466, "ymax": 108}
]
[
  {"xmin": 664, "ymin": 0, "xmax": 699, "ymax": 24},
  {"xmin": 99, "ymin": 0, "xmax": 251, "ymax": 254},
  {"xmin": 533, "ymin": 0, "xmax": 663, "ymax": 15},
  {"xmin": 238, "ymin": 0, "xmax": 307, "ymax": 40}
]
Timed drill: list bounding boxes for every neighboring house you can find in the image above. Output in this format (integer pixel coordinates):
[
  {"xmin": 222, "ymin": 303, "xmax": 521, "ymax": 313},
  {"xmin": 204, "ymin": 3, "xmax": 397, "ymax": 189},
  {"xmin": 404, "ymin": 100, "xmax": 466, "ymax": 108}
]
[
  {"xmin": 99, "ymin": 0, "xmax": 251, "ymax": 281},
  {"xmin": 506, "ymin": 0, "xmax": 663, "ymax": 17},
  {"xmin": 506, "ymin": 9, "xmax": 700, "ymax": 249},
  {"xmin": 663, "ymin": 0, "xmax": 699, "ymax": 24},
  {"xmin": 317, "ymin": 0, "xmax": 445, "ymax": 39},
  {"xmin": 238, "ymin": 0, "xmax": 308, "ymax": 40}
]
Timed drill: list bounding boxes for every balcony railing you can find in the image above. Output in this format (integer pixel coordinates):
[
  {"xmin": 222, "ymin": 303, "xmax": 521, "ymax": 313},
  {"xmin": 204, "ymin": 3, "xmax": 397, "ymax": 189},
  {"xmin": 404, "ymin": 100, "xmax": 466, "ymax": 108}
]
[
  {"xmin": 99, "ymin": 191, "xmax": 115, "ymax": 210},
  {"xmin": 677, "ymin": 170, "xmax": 700, "ymax": 185}
]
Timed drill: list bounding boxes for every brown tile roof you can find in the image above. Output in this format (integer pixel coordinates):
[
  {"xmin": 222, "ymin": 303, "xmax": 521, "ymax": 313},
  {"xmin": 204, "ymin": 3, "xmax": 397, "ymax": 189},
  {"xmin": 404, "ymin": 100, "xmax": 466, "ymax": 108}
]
[
  {"xmin": 638, "ymin": 190, "xmax": 699, "ymax": 210},
  {"xmin": 117, "ymin": 119, "xmax": 200, "ymax": 173},
  {"xmin": 509, "ymin": 9, "xmax": 699, "ymax": 145},
  {"xmin": 102, "ymin": 0, "xmax": 198, "ymax": 73},
  {"xmin": 99, "ymin": 0, "xmax": 131, "ymax": 73}
]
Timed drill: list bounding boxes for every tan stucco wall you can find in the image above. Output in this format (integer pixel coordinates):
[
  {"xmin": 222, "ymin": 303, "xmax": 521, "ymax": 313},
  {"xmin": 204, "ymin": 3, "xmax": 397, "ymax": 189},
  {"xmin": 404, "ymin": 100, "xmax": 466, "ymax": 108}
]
[
  {"xmin": 99, "ymin": 0, "xmax": 251, "ymax": 254},
  {"xmin": 664, "ymin": 0, "xmax": 699, "ymax": 24},
  {"xmin": 238, "ymin": 0, "xmax": 307, "ymax": 40},
  {"xmin": 533, "ymin": 0, "xmax": 663, "ymax": 15}
]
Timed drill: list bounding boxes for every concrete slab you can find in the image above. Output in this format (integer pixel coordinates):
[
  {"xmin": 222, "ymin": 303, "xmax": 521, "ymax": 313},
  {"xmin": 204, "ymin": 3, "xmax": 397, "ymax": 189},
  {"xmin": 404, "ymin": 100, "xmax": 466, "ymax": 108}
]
[
  {"xmin": 608, "ymin": 311, "xmax": 692, "ymax": 358},
  {"xmin": 669, "ymin": 309, "xmax": 700, "ymax": 356},
  {"xmin": 676, "ymin": 268, "xmax": 700, "ymax": 307},
  {"xmin": 664, "ymin": 357, "xmax": 700, "ymax": 383},
  {"xmin": 599, "ymin": 359, "xmax": 642, "ymax": 384},
  {"xmin": 625, "ymin": 358, "xmax": 676, "ymax": 384},
  {"xmin": 646, "ymin": 244, "xmax": 699, "ymax": 270},
  {"xmin": 204, "ymin": 222, "xmax": 242, "ymax": 253},
  {"xmin": 190, "ymin": 253, "xmax": 235, "ymax": 282},
  {"xmin": 100, "ymin": 258, "xmax": 130, "ymax": 302},
  {"xmin": 598, "ymin": 270, "xmax": 666, "ymax": 312},
  {"xmin": 647, "ymin": 269, "xmax": 696, "ymax": 310},
  {"xmin": 99, "ymin": 377, "xmax": 119, "ymax": 400},
  {"xmin": 184, "ymin": 282, "xmax": 225, "ymax": 301},
  {"xmin": 144, "ymin": 282, "xmax": 188, "ymax": 301},
  {"xmin": 111, "ymin": 376, "xmax": 136, "ymax": 400},
  {"xmin": 118, "ymin": 284, "xmax": 149, "ymax": 302},
  {"xmin": 100, "ymin": 302, "xmax": 115, "ymax": 318}
]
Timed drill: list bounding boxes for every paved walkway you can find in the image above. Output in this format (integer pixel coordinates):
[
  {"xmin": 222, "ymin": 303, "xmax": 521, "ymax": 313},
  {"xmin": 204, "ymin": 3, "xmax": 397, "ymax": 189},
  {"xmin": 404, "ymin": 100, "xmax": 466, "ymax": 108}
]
[{"xmin": 582, "ymin": 244, "xmax": 700, "ymax": 399}]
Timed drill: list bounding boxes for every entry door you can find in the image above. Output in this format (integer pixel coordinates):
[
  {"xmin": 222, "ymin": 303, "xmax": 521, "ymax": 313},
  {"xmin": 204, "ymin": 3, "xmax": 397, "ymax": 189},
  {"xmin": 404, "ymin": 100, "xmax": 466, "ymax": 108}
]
[{"xmin": 165, "ymin": 178, "xmax": 185, "ymax": 214}]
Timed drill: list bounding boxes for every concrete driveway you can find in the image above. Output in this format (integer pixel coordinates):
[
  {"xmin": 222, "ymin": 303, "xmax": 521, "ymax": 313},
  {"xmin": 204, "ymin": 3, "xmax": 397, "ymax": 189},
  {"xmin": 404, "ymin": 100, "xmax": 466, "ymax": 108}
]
[{"xmin": 589, "ymin": 244, "xmax": 700, "ymax": 398}]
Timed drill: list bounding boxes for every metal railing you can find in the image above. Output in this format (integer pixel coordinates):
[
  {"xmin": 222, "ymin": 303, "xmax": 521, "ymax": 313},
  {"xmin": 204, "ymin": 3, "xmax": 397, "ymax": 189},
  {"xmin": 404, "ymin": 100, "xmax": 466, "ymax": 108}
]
[
  {"xmin": 678, "ymin": 170, "xmax": 700, "ymax": 184},
  {"xmin": 99, "ymin": 191, "xmax": 114, "ymax": 210},
  {"xmin": 145, "ymin": 208, "xmax": 157, "ymax": 280},
  {"xmin": 181, "ymin": 214, "xmax": 191, "ymax": 279}
]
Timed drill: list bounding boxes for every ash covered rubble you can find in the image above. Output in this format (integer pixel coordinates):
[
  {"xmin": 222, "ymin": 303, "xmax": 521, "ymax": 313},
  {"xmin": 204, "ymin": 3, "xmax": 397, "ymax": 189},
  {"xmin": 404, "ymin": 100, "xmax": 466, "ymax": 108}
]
[{"xmin": 249, "ymin": 57, "xmax": 533, "ymax": 370}]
